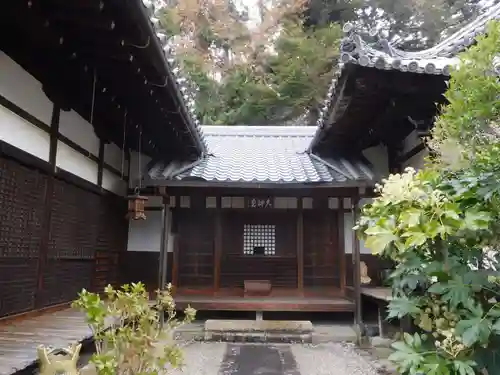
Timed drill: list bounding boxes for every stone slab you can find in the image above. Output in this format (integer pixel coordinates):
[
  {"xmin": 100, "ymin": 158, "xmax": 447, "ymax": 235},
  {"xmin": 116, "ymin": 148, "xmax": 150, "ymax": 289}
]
[
  {"xmin": 204, "ymin": 320, "xmax": 313, "ymax": 334},
  {"xmin": 312, "ymin": 324, "xmax": 358, "ymax": 343},
  {"xmin": 204, "ymin": 331, "xmax": 312, "ymax": 344}
]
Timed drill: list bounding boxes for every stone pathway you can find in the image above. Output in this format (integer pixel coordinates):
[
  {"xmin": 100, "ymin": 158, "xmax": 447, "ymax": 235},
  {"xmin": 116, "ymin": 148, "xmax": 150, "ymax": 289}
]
[{"xmin": 168, "ymin": 342, "xmax": 381, "ymax": 375}]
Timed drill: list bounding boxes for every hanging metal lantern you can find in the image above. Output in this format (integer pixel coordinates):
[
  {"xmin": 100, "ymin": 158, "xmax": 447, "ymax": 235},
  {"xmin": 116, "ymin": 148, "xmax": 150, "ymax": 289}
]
[{"xmin": 127, "ymin": 189, "xmax": 148, "ymax": 220}]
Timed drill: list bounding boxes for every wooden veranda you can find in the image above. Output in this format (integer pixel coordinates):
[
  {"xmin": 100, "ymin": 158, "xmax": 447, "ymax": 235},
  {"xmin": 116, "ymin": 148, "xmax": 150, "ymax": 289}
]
[
  {"xmin": 0, "ymin": 307, "xmax": 104, "ymax": 375},
  {"xmin": 174, "ymin": 287, "xmax": 355, "ymax": 312}
]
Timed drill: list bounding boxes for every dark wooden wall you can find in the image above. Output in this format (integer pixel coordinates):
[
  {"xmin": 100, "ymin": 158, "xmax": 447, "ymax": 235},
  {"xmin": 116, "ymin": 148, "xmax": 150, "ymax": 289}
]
[
  {"xmin": 220, "ymin": 211, "xmax": 297, "ymax": 288},
  {"xmin": 177, "ymin": 210, "xmax": 215, "ymax": 288},
  {"xmin": 0, "ymin": 145, "xmax": 128, "ymax": 319},
  {"xmin": 303, "ymin": 211, "xmax": 341, "ymax": 288},
  {"xmin": 119, "ymin": 252, "xmax": 173, "ymax": 291}
]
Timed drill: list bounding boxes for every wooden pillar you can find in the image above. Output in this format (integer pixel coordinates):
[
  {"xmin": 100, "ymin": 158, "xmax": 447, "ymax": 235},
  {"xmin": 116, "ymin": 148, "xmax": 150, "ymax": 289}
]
[
  {"xmin": 352, "ymin": 197, "xmax": 362, "ymax": 328},
  {"xmin": 158, "ymin": 195, "xmax": 171, "ymax": 291},
  {"xmin": 338, "ymin": 199, "xmax": 346, "ymax": 294},
  {"xmin": 296, "ymin": 208, "xmax": 304, "ymax": 294},
  {"xmin": 158, "ymin": 195, "xmax": 171, "ymax": 328},
  {"xmin": 35, "ymin": 105, "xmax": 60, "ymax": 308},
  {"xmin": 214, "ymin": 196, "xmax": 222, "ymax": 291},
  {"xmin": 172, "ymin": 196, "xmax": 179, "ymax": 291}
]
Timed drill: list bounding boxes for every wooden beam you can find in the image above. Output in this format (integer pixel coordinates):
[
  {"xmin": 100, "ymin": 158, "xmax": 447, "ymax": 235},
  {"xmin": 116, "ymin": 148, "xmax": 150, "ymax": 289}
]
[
  {"xmin": 296, "ymin": 208, "xmax": 304, "ymax": 294},
  {"xmin": 397, "ymin": 142, "xmax": 426, "ymax": 164},
  {"xmin": 214, "ymin": 196, "xmax": 222, "ymax": 291}
]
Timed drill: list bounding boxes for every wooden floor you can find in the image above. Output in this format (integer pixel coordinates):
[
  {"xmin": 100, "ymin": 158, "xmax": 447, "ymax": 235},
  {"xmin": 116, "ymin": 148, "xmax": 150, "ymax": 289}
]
[
  {"xmin": 174, "ymin": 288, "xmax": 355, "ymax": 312},
  {"xmin": 0, "ymin": 308, "xmax": 95, "ymax": 375}
]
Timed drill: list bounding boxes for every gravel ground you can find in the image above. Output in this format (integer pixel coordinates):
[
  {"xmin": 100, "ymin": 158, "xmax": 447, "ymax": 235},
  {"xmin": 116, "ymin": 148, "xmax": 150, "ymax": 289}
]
[
  {"xmin": 291, "ymin": 343, "xmax": 380, "ymax": 375},
  {"xmin": 168, "ymin": 342, "xmax": 227, "ymax": 375},
  {"xmin": 167, "ymin": 342, "xmax": 380, "ymax": 375}
]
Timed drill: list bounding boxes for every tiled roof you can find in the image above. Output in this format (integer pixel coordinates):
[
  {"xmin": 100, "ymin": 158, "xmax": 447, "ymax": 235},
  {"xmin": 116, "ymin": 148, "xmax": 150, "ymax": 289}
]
[
  {"xmin": 140, "ymin": 0, "xmax": 208, "ymax": 152},
  {"xmin": 339, "ymin": 3, "xmax": 500, "ymax": 76},
  {"xmin": 308, "ymin": 5, "xmax": 500, "ymax": 150},
  {"xmin": 148, "ymin": 126, "xmax": 375, "ymax": 185}
]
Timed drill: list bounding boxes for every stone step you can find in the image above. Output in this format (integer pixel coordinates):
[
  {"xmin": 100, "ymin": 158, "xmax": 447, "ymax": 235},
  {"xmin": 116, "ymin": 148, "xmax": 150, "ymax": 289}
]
[
  {"xmin": 203, "ymin": 319, "xmax": 313, "ymax": 343},
  {"xmin": 173, "ymin": 321, "xmax": 359, "ymax": 344}
]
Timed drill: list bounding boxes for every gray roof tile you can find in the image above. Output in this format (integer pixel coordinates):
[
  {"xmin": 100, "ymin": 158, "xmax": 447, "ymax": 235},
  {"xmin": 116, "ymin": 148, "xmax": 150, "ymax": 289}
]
[
  {"xmin": 148, "ymin": 126, "xmax": 374, "ymax": 184},
  {"xmin": 339, "ymin": 3, "xmax": 500, "ymax": 76},
  {"xmin": 308, "ymin": 6, "xmax": 500, "ymax": 150}
]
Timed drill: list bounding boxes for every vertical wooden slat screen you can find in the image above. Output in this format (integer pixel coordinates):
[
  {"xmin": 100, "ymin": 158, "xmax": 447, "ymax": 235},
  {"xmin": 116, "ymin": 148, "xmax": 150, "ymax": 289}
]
[
  {"xmin": 0, "ymin": 157, "xmax": 45, "ymax": 316},
  {"xmin": 0, "ymin": 155, "xmax": 128, "ymax": 318}
]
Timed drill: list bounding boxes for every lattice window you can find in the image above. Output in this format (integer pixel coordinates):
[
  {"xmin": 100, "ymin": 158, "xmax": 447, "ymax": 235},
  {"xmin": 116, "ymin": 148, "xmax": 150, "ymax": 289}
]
[{"xmin": 243, "ymin": 224, "xmax": 276, "ymax": 255}]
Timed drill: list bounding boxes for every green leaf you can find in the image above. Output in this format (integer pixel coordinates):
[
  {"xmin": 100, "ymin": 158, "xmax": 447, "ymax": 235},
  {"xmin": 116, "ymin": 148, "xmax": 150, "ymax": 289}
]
[
  {"xmin": 388, "ymin": 341, "xmax": 424, "ymax": 371},
  {"xmin": 363, "ymin": 226, "xmax": 398, "ymax": 254},
  {"xmin": 463, "ymin": 211, "xmax": 492, "ymax": 231},
  {"xmin": 387, "ymin": 297, "xmax": 421, "ymax": 319},
  {"xmin": 427, "ymin": 277, "xmax": 471, "ymax": 309},
  {"xmin": 400, "ymin": 209, "xmax": 422, "ymax": 227},
  {"xmin": 404, "ymin": 232, "xmax": 428, "ymax": 248},
  {"xmin": 455, "ymin": 317, "xmax": 491, "ymax": 347},
  {"xmin": 475, "ymin": 336, "xmax": 500, "ymax": 374},
  {"xmin": 491, "ymin": 318, "xmax": 500, "ymax": 334},
  {"xmin": 453, "ymin": 360, "xmax": 477, "ymax": 375}
]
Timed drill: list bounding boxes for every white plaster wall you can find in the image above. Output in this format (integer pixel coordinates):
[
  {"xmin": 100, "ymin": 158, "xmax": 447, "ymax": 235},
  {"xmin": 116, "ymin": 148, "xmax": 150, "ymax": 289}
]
[
  {"xmin": 105, "ymin": 142, "xmax": 128, "ymax": 174},
  {"xmin": 0, "ymin": 104, "xmax": 50, "ymax": 161},
  {"xmin": 127, "ymin": 209, "xmax": 175, "ymax": 253},
  {"xmin": 129, "ymin": 151, "xmax": 152, "ymax": 188},
  {"xmin": 401, "ymin": 130, "xmax": 428, "ymax": 170},
  {"xmin": 0, "ymin": 51, "xmax": 54, "ymax": 125},
  {"xmin": 344, "ymin": 197, "xmax": 373, "ymax": 255},
  {"xmin": 128, "ymin": 211, "xmax": 163, "ymax": 252},
  {"xmin": 56, "ymin": 141, "xmax": 98, "ymax": 184},
  {"xmin": 102, "ymin": 169, "xmax": 127, "ymax": 196},
  {"xmin": 362, "ymin": 145, "xmax": 389, "ymax": 177},
  {"xmin": 59, "ymin": 110, "xmax": 100, "ymax": 156},
  {"xmin": 1, "ymin": 50, "xmax": 130, "ymax": 196},
  {"xmin": 145, "ymin": 196, "xmax": 163, "ymax": 207}
]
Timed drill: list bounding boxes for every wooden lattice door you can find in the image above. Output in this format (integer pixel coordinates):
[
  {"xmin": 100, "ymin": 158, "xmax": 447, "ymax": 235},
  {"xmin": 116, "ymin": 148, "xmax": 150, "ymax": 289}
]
[
  {"xmin": 177, "ymin": 210, "xmax": 215, "ymax": 288},
  {"xmin": 303, "ymin": 211, "xmax": 340, "ymax": 288}
]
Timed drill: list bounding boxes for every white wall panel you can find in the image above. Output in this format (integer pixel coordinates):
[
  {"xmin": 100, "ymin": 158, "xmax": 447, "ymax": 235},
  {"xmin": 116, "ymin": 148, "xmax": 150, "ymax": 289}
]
[
  {"xmin": 0, "ymin": 104, "xmax": 50, "ymax": 161},
  {"xmin": 362, "ymin": 145, "xmax": 389, "ymax": 176},
  {"xmin": 0, "ymin": 51, "xmax": 53, "ymax": 125},
  {"xmin": 102, "ymin": 169, "xmax": 127, "ymax": 196},
  {"xmin": 127, "ymin": 211, "xmax": 162, "ymax": 252},
  {"xmin": 104, "ymin": 142, "xmax": 127, "ymax": 173},
  {"xmin": 59, "ymin": 110, "xmax": 100, "ymax": 156},
  {"xmin": 344, "ymin": 197, "xmax": 373, "ymax": 255},
  {"xmin": 401, "ymin": 130, "xmax": 428, "ymax": 170},
  {"xmin": 56, "ymin": 141, "xmax": 98, "ymax": 184},
  {"xmin": 129, "ymin": 151, "xmax": 152, "ymax": 188}
]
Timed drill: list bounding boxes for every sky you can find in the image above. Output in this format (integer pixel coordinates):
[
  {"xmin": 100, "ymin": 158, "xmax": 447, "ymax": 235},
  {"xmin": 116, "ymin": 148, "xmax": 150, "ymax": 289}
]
[{"xmin": 234, "ymin": 0, "xmax": 262, "ymax": 28}]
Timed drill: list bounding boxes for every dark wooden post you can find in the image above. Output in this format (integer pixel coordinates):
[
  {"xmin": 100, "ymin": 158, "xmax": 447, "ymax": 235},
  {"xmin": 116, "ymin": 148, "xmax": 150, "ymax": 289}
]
[
  {"xmin": 158, "ymin": 194, "xmax": 171, "ymax": 328},
  {"xmin": 35, "ymin": 105, "xmax": 60, "ymax": 308},
  {"xmin": 352, "ymin": 197, "xmax": 363, "ymax": 330},
  {"xmin": 214, "ymin": 196, "xmax": 222, "ymax": 291},
  {"xmin": 338, "ymin": 198, "xmax": 346, "ymax": 294},
  {"xmin": 296, "ymin": 206, "xmax": 304, "ymax": 294}
]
